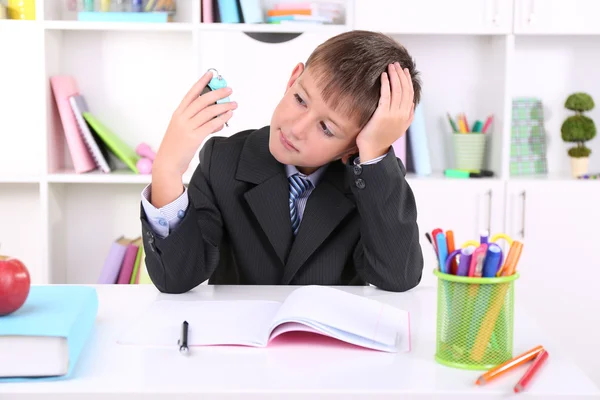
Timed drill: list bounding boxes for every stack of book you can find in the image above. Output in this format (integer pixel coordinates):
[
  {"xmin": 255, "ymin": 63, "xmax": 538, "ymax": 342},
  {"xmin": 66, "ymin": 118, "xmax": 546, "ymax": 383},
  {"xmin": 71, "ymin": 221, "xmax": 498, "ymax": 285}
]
[
  {"xmin": 265, "ymin": 2, "xmax": 344, "ymax": 24},
  {"xmin": 98, "ymin": 236, "xmax": 152, "ymax": 284},
  {"xmin": 201, "ymin": 0, "xmax": 344, "ymax": 25}
]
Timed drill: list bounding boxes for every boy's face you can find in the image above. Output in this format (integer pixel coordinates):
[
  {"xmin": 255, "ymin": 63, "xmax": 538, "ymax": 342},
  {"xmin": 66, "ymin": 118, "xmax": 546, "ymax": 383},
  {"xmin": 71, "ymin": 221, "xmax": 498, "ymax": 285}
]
[{"xmin": 269, "ymin": 63, "xmax": 360, "ymax": 175}]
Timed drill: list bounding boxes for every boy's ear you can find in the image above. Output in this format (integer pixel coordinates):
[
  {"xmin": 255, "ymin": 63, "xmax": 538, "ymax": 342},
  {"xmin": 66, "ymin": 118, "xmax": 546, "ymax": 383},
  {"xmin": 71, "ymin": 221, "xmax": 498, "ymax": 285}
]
[{"xmin": 286, "ymin": 62, "xmax": 305, "ymax": 91}]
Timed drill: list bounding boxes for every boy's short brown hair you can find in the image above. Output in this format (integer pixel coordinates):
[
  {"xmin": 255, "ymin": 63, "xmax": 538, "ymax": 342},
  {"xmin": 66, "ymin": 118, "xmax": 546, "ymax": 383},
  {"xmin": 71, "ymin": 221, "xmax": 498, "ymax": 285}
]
[{"xmin": 304, "ymin": 30, "xmax": 422, "ymax": 130}]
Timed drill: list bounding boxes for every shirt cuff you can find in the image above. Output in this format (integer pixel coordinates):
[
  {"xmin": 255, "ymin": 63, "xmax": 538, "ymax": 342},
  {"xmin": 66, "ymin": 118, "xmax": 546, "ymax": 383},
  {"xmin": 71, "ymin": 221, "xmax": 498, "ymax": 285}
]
[
  {"xmin": 356, "ymin": 148, "xmax": 390, "ymax": 165},
  {"xmin": 141, "ymin": 184, "xmax": 189, "ymax": 239}
]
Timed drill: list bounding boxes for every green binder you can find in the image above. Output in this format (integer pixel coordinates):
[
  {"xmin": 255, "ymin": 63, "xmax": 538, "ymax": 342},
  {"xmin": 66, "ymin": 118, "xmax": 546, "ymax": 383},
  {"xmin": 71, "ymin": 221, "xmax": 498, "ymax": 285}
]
[{"xmin": 82, "ymin": 112, "xmax": 140, "ymax": 174}]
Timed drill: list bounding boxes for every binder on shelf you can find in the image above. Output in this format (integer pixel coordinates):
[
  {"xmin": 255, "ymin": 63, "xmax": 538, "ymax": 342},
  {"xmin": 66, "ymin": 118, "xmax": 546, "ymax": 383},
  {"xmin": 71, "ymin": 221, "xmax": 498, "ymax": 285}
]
[
  {"xmin": 99, "ymin": 236, "xmax": 148, "ymax": 285},
  {"xmin": 82, "ymin": 112, "xmax": 140, "ymax": 174},
  {"xmin": 407, "ymin": 102, "xmax": 432, "ymax": 176},
  {"xmin": 69, "ymin": 94, "xmax": 112, "ymax": 173},
  {"xmin": 217, "ymin": 0, "xmax": 241, "ymax": 23},
  {"xmin": 116, "ymin": 237, "xmax": 142, "ymax": 284},
  {"xmin": 49, "ymin": 76, "xmax": 97, "ymax": 174},
  {"xmin": 98, "ymin": 236, "xmax": 131, "ymax": 284}
]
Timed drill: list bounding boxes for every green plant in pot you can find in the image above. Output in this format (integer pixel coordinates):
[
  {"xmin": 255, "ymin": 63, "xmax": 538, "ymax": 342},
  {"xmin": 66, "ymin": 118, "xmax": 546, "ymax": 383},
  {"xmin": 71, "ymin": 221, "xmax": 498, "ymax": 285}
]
[{"xmin": 561, "ymin": 92, "xmax": 596, "ymax": 177}]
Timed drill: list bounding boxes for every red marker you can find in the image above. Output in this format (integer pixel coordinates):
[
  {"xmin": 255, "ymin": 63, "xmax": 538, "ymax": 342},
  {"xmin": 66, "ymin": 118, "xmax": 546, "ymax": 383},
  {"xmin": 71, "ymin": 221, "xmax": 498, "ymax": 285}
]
[
  {"xmin": 514, "ymin": 349, "xmax": 549, "ymax": 393},
  {"xmin": 482, "ymin": 115, "xmax": 493, "ymax": 133},
  {"xmin": 431, "ymin": 228, "xmax": 443, "ymax": 253}
]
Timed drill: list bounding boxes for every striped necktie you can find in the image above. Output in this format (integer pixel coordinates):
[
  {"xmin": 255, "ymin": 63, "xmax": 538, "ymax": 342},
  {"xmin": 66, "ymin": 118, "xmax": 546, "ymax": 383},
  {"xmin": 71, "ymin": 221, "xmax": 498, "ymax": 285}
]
[{"xmin": 288, "ymin": 174, "xmax": 312, "ymax": 235}]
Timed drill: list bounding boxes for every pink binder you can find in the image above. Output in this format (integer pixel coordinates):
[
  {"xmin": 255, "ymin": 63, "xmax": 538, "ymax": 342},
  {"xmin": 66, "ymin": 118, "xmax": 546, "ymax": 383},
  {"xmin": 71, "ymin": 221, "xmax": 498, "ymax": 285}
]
[
  {"xmin": 202, "ymin": 0, "xmax": 213, "ymax": 22},
  {"xmin": 50, "ymin": 76, "xmax": 96, "ymax": 174}
]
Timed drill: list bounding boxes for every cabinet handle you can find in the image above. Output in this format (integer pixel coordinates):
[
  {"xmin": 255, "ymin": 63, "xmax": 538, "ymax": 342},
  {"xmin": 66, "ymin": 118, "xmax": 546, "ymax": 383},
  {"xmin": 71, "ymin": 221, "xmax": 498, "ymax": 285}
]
[
  {"xmin": 486, "ymin": 189, "xmax": 493, "ymax": 233},
  {"xmin": 519, "ymin": 191, "xmax": 527, "ymax": 238}
]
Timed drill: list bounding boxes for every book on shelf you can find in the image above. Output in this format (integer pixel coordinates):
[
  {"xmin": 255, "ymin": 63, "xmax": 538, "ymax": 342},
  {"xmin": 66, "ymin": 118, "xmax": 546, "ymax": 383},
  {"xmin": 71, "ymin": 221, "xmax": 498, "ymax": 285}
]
[
  {"xmin": 98, "ymin": 235, "xmax": 149, "ymax": 284},
  {"xmin": 75, "ymin": 0, "xmax": 176, "ymax": 22},
  {"xmin": 117, "ymin": 285, "xmax": 411, "ymax": 352},
  {"xmin": 200, "ymin": 0, "xmax": 344, "ymax": 24},
  {"xmin": 50, "ymin": 75, "xmax": 141, "ymax": 175},
  {"xmin": 50, "ymin": 76, "xmax": 97, "ymax": 174}
]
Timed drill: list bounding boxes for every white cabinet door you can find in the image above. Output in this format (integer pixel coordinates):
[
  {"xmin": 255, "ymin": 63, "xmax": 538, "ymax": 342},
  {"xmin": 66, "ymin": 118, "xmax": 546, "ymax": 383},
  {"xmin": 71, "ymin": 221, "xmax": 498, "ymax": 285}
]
[
  {"xmin": 505, "ymin": 180, "xmax": 600, "ymax": 378},
  {"xmin": 514, "ymin": 0, "xmax": 600, "ymax": 34},
  {"xmin": 408, "ymin": 178, "xmax": 505, "ymax": 287},
  {"xmin": 354, "ymin": 0, "xmax": 513, "ymax": 34}
]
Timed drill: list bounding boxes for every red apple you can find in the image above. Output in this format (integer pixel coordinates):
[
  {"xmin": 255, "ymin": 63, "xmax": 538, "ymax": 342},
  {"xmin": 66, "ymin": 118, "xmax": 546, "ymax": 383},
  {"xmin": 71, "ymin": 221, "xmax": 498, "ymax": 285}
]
[{"xmin": 0, "ymin": 255, "xmax": 31, "ymax": 316}]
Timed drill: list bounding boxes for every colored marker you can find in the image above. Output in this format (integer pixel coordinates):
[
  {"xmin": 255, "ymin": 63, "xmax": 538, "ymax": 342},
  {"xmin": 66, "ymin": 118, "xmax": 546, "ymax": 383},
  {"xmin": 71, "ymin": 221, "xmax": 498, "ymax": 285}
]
[
  {"xmin": 514, "ymin": 349, "xmax": 549, "ymax": 393},
  {"xmin": 446, "ymin": 230, "xmax": 457, "ymax": 274},
  {"xmin": 476, "ymin": 345, "xmax": 544, "ymax": 385},
  {"xmin": 435, "ymin": 232, "xmax": 448, "ymax": 273},
  {"xmin": 456, "ymin": 246, "xmax": 475, "ymax": 276},
  {"xmin": 431, "ymin": 228, "xmax": 443, "ymax": 252},
  {"xmin": 480, "ymin": 230, "xmax": 489, "ymax": 244},
  {"xmin": 468, "ymin": 244, "xmax": 488, "ymax": 277},
  {"xmin": 425, "ymin": 232, "xmax": 440, "ymax": 267},
  {"xmin": 482, "ymin": 243, "xmax": 502, "ymax": 277},
  {"xmin": 498, "ymin": 240, "xmax": 523, "ymax": 276}
]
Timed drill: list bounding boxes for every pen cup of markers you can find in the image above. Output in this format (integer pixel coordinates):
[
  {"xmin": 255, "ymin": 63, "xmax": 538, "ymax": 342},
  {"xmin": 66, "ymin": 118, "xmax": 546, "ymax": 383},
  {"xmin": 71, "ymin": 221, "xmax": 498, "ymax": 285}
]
[
  {"xmin": 452, "ymin": 133, "xmax": 487, "ymax": 170},
  {"xmin": 430, "ymin": 230, "xmax": 523, "ymax": 370}
]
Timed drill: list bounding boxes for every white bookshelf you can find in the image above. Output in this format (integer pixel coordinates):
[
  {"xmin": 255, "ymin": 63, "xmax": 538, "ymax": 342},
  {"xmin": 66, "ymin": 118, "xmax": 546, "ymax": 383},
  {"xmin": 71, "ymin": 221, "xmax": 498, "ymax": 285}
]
[{"xmin": 3, "ymin": 0, "xmax": 600, "ymax": 385}]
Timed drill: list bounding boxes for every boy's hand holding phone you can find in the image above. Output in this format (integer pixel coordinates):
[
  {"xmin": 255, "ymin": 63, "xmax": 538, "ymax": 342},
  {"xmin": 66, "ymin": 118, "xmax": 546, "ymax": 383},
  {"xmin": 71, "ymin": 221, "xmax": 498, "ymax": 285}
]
[
  {"xmin": 355, "ymin": 62, "xmax": 415, "ymax": 163},
  {"xmin": 151, "ymin": 70, "xmax": 237, "ymax": 208}
]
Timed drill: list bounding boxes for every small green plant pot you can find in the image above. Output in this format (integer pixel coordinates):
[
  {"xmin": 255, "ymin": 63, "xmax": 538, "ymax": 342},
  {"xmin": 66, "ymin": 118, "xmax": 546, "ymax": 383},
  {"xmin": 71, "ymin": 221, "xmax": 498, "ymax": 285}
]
[{"xmin": 433, "ymin": 269, "xmax": 519, "ymax": 371}]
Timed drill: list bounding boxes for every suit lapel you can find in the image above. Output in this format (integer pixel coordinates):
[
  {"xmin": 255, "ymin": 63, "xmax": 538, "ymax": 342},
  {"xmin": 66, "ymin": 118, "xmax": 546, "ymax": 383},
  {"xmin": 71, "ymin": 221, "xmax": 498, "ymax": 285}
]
[
  {"xmin": 281, "ymin": 161, "xmax": 355, "ymax": 284},
  {"xmin": 243, "ymin": 174, "xmax": 293, "ymax": 264},
  {"xmin": 236, "ymin": 127, "xmax": 293, "ymax": 265}
]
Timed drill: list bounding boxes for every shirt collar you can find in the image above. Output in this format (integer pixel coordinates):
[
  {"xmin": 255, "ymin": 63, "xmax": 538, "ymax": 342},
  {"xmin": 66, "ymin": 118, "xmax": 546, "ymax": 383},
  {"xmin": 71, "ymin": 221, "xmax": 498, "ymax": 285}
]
[{"xmin": 285, "ymin": 164, "xmax": 328, "ymax": 187}]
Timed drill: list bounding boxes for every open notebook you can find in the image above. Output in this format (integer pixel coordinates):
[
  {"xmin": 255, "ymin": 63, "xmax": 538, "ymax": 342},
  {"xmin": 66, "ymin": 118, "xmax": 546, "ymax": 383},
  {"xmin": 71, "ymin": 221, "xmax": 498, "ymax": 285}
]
[{"xmin": 117, "ymin": 286, "xmax": 410, "ymax": 352}]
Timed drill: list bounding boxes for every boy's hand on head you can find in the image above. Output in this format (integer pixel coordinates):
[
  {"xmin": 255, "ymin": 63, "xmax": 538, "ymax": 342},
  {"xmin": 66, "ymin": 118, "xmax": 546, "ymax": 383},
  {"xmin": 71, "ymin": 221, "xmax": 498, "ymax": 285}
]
[
  {"xmin": 153, "ymin": 69, "xmax": 238, "ymax": 177},
  {"xmin": 355, "ymin": 62, "xmax": 415, "ymax": 163}
]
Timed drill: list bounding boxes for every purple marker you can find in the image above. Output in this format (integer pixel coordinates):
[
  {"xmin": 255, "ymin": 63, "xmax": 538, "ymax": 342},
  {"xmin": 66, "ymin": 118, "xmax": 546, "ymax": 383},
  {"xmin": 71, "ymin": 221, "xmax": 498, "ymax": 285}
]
[
  {"xmin": 480, "ymin": 230, "xmax": 489, "ymax": 244},
  {"xmin": 456, "ymin": 246, "xmax": 475, "ymax": 276}
]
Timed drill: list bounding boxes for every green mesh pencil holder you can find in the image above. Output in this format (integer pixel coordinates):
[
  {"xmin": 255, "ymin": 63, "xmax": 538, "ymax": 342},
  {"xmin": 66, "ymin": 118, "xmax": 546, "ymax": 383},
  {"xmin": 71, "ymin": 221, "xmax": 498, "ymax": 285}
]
[{"xmin": 433, "ymin": 269, "xmax": 519, "ymax": 370}]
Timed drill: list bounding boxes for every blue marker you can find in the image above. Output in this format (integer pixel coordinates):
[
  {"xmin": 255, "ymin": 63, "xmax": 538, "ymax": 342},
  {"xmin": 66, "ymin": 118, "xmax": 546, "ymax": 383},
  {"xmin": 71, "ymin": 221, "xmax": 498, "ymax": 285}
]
[
  {"xmin": 482, "ymin": 243, "xmax": 502, "ymax": 277},
  {"xmin": 435, "ymin": 232, "xmax": 448, "ymax": 273}
]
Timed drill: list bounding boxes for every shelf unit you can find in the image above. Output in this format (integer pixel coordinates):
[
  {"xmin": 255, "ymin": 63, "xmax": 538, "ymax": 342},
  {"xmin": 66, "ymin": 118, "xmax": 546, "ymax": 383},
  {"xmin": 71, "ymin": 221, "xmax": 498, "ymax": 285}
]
[
  {"xmin": 2, "ymin": 0, "xmax": 600, "ymax": 387},
  {"xmin": 2, "ymin": 0, "xmax": 600, "ymax": 283}
]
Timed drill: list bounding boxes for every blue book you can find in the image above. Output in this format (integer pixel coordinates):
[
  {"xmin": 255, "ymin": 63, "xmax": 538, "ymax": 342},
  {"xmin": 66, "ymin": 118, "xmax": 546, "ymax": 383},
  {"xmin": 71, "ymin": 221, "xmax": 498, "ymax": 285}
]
[
  {"xmin": 407, "ymin": 102, "xmax": 432, "ymax": 176},
  {"xmin": 217, "ymin": 0, "xmax": 241, "ymax": 23},
  {"xmin": 0, "ymin": 286, "xmax": 98, "ymax": 380}
]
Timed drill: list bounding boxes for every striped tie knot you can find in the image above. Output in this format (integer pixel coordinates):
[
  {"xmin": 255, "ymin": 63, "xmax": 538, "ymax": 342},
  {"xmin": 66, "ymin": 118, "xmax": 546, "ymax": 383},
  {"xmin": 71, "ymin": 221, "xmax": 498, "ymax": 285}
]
[{"xmin": 289, "ymin": 174, "xmax": 312, "ymax": 235}]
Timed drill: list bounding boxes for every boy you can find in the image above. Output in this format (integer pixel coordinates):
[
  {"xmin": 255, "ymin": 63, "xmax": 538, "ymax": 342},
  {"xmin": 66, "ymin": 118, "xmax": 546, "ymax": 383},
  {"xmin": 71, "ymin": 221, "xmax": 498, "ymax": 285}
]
[{"xmin": 140, "ymin": 30, "xmax": 424, "ymax": 294}]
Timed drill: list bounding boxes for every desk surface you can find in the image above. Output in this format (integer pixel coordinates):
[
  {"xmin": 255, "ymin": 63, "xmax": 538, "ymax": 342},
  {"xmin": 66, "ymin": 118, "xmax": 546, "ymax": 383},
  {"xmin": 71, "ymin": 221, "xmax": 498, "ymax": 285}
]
[{"xmin": 1, "ymin": 284, "xmax": 599, "ymax": 399}]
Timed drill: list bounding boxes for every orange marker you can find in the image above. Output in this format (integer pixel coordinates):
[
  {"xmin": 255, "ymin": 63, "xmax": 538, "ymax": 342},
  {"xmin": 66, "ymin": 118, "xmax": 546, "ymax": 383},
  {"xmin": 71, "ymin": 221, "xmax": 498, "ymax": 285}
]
[
  {"xmin": 476, "ymin": 345, "xmax": 544, "ymax": 385},
  {"xmin": 498, "ymin": 240, "xmax": 523, "ymax": 276},
  {"xmin": 446, "ymin": 230, "xmax": 457, "ymax": 274}
]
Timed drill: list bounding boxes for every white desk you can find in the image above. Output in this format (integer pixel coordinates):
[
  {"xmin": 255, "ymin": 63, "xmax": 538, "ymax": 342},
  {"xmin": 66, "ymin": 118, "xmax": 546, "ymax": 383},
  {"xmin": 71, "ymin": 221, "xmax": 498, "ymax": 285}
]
[{"xmin": 1, "ymin": 284, "xmax": 599, "ymax": 399}]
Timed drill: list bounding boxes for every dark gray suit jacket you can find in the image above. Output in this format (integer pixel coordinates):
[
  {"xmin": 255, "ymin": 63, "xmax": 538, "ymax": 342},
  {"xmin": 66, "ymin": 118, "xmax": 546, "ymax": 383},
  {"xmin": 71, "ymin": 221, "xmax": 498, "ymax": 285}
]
[{"xmin": 140, "ymin": 126, "xmax": 424, "ymax": 293}]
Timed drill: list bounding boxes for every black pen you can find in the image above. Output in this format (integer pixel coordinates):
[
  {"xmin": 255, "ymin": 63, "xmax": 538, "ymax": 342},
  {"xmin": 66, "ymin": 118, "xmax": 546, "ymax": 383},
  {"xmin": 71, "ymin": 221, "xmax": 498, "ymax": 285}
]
[{"xmin": 178, "ymin": 320, "xmax": 189, "ymax": 354}]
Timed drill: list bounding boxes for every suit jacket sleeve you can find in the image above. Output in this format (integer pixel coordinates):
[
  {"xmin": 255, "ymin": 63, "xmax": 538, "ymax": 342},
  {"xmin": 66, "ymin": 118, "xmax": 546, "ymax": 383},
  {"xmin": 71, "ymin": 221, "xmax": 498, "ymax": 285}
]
[
  {"xmin": 348, "ymin": 148, "xmax": 424, "ymax": 292},
  {"xmin": 140, "ymin": 137, "xmax": 223, "ymax": 293}
]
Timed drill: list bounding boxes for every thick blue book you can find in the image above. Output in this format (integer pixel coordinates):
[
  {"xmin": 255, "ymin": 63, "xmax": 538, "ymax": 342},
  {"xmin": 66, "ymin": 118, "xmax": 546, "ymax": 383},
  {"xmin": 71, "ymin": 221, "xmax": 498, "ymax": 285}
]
[{"xmin": 0, "ymin": 285, "xmax": 98, "ymax": 380}]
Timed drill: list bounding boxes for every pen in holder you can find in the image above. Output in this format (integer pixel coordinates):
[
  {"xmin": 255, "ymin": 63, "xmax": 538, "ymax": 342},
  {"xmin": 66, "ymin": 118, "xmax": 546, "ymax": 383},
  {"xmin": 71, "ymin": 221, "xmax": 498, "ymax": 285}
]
[{"xmin": 431, "ymin": 231, "xmax": 522, "ymax": 371}]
